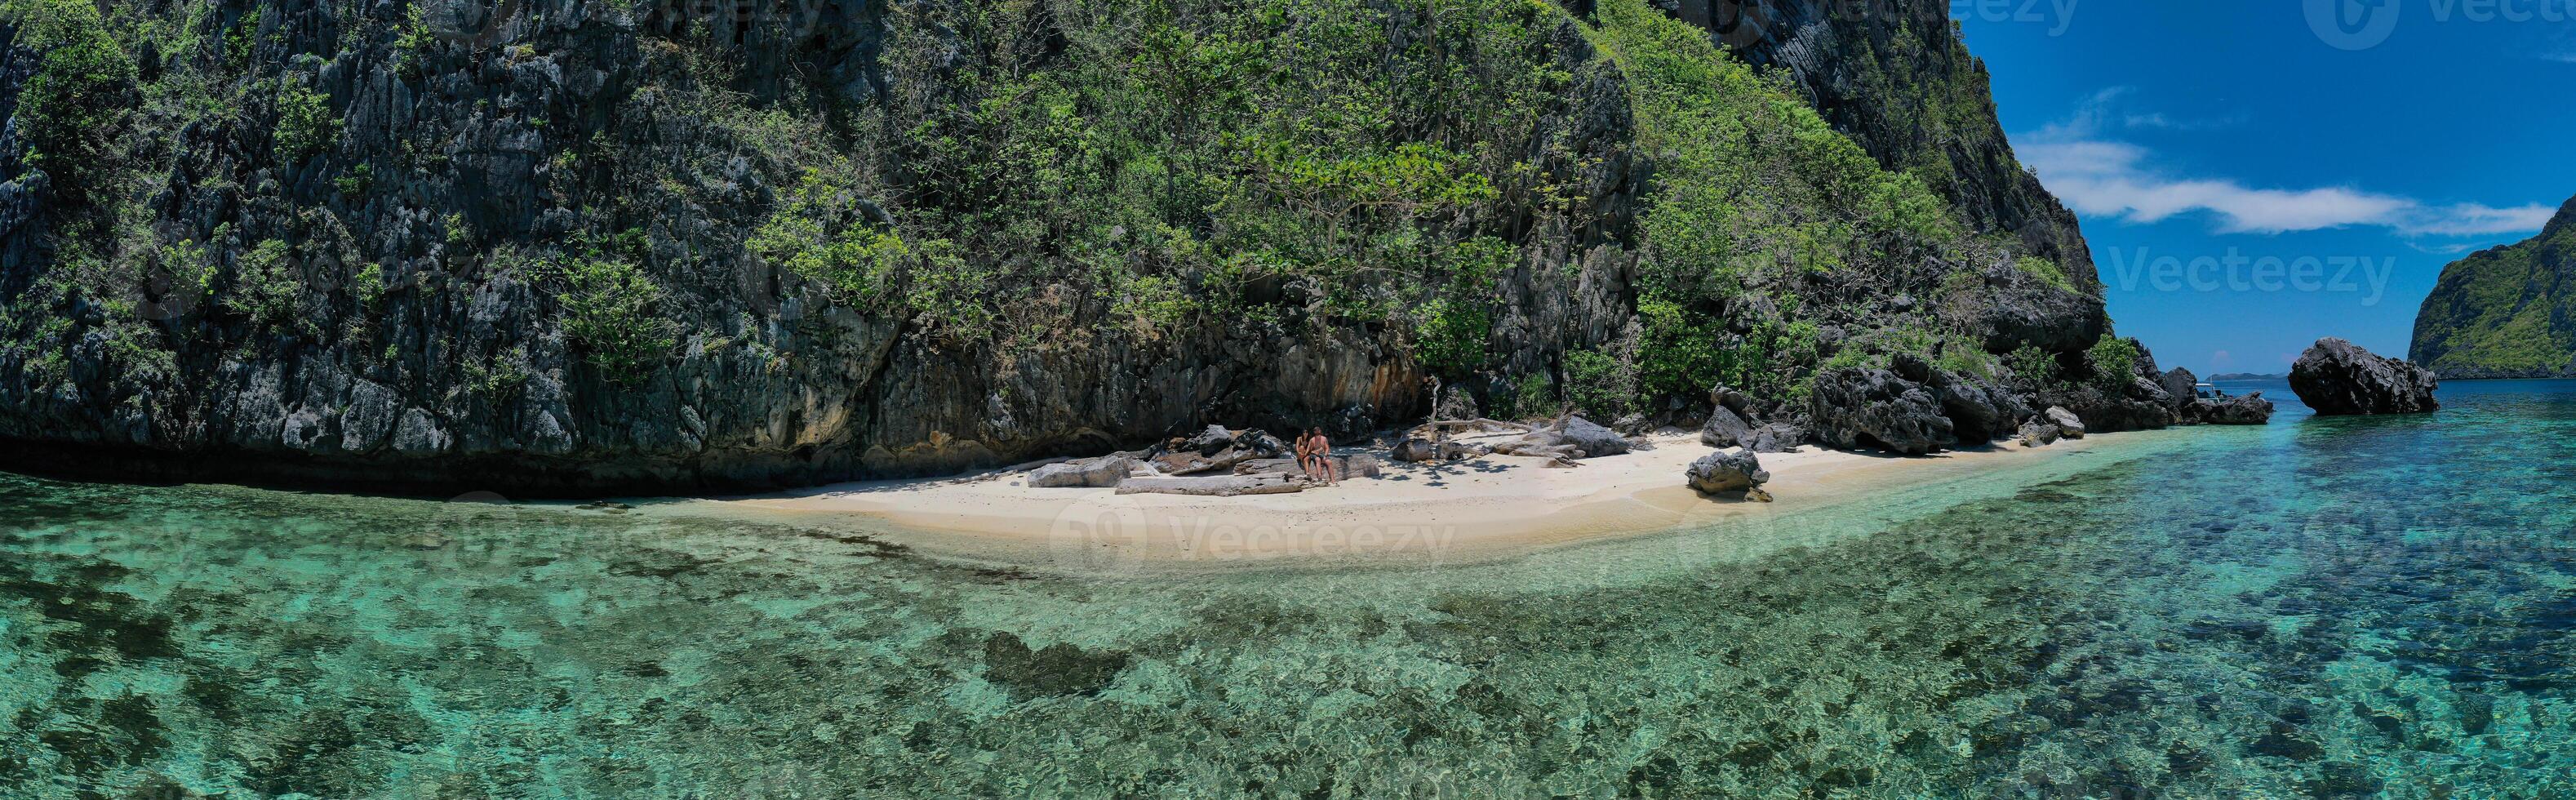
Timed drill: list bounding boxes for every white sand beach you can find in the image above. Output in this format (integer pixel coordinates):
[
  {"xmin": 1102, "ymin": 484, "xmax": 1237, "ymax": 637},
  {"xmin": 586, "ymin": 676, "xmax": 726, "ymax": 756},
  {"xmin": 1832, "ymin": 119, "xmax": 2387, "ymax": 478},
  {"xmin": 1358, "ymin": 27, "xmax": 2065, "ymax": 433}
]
[{"xmin": 672, "ymin": 429, "xmax": 2141, "ymax": 571}]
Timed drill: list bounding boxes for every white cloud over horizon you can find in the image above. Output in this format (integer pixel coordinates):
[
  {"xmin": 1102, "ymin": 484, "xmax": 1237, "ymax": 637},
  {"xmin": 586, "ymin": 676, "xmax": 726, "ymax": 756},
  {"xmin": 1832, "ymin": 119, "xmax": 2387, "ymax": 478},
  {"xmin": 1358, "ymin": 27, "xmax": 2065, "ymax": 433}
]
[{"xmin": 2017, "ymin": 89, "xmax": 2557, "ymax": 238}]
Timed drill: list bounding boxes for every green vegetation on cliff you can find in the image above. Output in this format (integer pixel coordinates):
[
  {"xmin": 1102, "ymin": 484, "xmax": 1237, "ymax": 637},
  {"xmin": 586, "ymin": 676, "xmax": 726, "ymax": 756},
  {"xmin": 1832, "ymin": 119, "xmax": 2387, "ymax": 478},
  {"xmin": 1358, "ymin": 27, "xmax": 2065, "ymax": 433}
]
[
  {"xmin": 2410, "ymin": 198, "xmax": 2576, "ymax": 378},
  {"xmin": 0, "ymin": 0, "xmax": 2110, "ymax": 487}
]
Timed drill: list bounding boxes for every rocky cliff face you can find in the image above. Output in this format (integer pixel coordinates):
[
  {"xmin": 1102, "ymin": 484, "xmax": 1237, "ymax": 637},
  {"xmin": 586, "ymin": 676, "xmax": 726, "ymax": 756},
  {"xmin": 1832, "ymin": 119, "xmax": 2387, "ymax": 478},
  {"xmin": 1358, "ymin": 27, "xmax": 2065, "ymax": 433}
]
[
  {"xmin": 2410, "ymin": 195, "xmax": 2576, "ymax": 379},
  {"xmin": 0, "ymin": 0, "xmax": 2127, "ymax": 494},
  {"xmin": 1663, "ymin": 0, "xmax": 2098, "ymax": 290}
]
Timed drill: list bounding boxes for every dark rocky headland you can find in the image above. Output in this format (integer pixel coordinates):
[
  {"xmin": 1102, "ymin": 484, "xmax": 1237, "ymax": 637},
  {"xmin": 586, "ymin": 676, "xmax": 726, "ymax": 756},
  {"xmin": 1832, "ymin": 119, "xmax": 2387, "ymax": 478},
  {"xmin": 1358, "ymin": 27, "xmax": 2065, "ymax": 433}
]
[
  {"xmin": 0, "ymin": 0, "xmax": 2241, "ymax": 495},
  {"xmin": 2411, "ymin": 194, "xmax": 2576, "ymax": 379}
]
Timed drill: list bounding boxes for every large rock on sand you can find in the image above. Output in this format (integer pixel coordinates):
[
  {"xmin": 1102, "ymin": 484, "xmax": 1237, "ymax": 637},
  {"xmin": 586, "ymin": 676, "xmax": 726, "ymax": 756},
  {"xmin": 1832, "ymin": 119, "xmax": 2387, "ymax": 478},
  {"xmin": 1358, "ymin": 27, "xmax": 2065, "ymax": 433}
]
[
  {"xmin": 2290, "ymin": 338, "xmax": 2440, "ymax": 416},
  {"xmin": 2045, "ymin": 407, "xmax": 2085, "ymax": 439},
  {"xmin": 1558, "ymin": 416, "xmax": 1632, "ymax": 457},
  {"xmin": 1699, "ymin": 405, "xmax": 1755, "ymax": 448},
  {"xmin": 1028, "ymin": 456, "xmax": 1139, "ymax": 488},
  {"xmin": 1686, "ymin": 450, "xmax": 1772, "ymax": 500}
]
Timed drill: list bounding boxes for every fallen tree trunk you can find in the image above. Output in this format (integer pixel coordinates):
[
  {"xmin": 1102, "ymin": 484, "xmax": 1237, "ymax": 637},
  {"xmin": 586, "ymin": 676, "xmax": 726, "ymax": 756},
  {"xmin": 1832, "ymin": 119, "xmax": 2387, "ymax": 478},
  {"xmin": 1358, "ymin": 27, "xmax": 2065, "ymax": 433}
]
[
  {"xmin": 1114, "ymin": 476, "xmax": 1308, "ymax": 497},
  {"xmin": 1232, "ymin": 455, "xmax": 1383, "ymax": 479},
  {"xmin": 970, "ymin": 456, "xmax": 1077, "ymax": 482}
]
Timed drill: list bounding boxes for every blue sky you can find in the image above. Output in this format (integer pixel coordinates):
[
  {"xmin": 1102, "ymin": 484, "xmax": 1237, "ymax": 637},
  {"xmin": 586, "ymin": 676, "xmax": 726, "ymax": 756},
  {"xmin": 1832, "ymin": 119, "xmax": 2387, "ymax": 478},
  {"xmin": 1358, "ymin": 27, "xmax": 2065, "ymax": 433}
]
[{"xmin": 1956, "ymin": 0, "xmax": 2576, "ymax": 374}]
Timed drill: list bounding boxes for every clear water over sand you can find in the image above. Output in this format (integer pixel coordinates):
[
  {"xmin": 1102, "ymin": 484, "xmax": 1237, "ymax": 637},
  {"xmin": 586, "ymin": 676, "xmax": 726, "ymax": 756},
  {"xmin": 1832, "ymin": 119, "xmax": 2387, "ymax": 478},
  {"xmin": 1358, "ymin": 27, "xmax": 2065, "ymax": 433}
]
[{"xmin": 6, "ymin": 380, "xmax": 2574, "ymax": 798}]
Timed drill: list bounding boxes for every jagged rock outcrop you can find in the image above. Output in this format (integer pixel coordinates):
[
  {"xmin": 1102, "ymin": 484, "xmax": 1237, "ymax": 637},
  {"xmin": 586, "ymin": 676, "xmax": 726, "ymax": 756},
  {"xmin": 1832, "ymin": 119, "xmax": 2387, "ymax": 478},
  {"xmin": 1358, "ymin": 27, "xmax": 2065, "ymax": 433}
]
[
  {"xmin": 1741, "ymin": 422, "xmax": 1805, "ymax": 453},
  {"xmin": 1686, "ymin": 449, "xmax": 1770, "ymax": 500},
  {"xmin": 1808, "ymin": 368, "xmax": 1954, "ymax": 454},
  {"xmin": 2161, "ymin": 368, "xmax": 2200, "ymax": 410},
  {"xmin": 1699, "ymin": 404, "xmax": 1754, "ymax": 448},
  {"xmin": 2411, "ymin": 194, "xmax": 2576, "ymax": 378},
  {"xmin": 1806, "ymin": 353, "xmax": 2036, "ymax": 455},
  {"xmin": 2291, "ymin": 338, "xmax": 2441, "ymax": 416},
  {"xmin": 2190, "ymin": 393, "xmax": 2274, "ymax": 425}
]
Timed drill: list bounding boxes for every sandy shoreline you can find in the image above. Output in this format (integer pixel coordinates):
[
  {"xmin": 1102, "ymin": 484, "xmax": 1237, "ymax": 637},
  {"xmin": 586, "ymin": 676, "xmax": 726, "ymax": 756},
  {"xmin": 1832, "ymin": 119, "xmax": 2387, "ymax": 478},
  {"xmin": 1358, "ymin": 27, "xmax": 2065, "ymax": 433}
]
[{"xmin": 656, "ymin": 429, "xmax": 2161, "ymax": 572}]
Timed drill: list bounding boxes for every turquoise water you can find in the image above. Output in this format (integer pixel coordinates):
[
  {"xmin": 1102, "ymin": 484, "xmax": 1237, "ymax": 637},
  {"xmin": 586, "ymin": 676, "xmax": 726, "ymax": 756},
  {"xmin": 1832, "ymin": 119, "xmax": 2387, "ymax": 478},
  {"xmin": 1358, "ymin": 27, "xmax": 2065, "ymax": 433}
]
[{"xmin": 7, "ymin": 381, "xmax": 2576, "ymax": 798}]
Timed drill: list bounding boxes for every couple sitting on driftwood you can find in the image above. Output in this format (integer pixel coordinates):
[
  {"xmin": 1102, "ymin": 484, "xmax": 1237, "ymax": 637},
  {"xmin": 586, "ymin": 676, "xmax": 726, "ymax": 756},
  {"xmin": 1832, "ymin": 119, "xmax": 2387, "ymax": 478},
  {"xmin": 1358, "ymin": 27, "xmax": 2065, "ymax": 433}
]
[{"xmin": 1293, "ymin": 429, "xmax": 1339, "ymax": 487}]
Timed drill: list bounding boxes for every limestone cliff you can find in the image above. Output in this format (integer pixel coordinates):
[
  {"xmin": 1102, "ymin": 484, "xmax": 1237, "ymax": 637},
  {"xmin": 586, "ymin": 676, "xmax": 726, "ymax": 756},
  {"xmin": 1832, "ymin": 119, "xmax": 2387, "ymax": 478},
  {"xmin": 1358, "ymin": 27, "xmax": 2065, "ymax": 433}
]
[
  {"xmin": 2409, "ymin": 195, "xmax": 2576, "ymax": 379},
  {"xmin": 0, "ymin": 0, "xmax": 2131, "ymax": 493}
]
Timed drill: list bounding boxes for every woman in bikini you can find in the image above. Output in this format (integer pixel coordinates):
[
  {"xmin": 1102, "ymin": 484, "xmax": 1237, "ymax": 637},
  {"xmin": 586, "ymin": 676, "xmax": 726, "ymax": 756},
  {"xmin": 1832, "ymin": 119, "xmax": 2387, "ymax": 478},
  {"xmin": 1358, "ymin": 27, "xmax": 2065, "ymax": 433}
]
[{"xmin": 1294, "ymin": 429, "xmax": 1320, "ymax": 482}]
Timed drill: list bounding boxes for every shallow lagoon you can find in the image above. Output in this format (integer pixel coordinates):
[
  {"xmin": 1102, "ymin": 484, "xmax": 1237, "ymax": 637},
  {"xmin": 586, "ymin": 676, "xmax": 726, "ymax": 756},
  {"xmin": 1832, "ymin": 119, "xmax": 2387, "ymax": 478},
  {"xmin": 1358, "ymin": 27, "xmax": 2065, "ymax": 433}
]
[{"xmin": 6, "ymin": 381, "xmax": 2576, "ymax": 798}]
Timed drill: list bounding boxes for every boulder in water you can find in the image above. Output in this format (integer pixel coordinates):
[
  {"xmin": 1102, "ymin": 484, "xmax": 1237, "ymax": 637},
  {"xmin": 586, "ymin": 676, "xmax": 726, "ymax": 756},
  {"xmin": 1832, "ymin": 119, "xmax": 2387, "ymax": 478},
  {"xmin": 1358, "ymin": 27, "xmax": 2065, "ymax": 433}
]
[{"xmin": 2288, "ymin": 338, "xmax": 2439, "ymax": 416}]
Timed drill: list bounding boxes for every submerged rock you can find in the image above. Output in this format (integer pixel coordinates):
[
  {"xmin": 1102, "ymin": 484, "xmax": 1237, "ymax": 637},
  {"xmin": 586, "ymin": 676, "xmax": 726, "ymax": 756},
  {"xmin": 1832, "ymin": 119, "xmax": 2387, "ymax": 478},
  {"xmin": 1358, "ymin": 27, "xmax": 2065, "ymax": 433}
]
[
  {"xmin": 2290, "ymin": 338, "xmax": 2440, "ymax": 416},
  {"xmin": 982, "ymin": 632, "xmax": 1130, "ymax": 699},
  {"xmin": 1686, "ymin": 450, "xmax": 1772, "ymax": 501}
]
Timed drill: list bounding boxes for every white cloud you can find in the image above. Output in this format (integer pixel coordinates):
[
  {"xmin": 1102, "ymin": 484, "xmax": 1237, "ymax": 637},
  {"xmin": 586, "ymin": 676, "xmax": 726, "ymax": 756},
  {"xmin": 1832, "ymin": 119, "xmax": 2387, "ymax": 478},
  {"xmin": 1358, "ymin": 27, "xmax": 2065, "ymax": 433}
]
[{"xmin": 2016, "ymin": 88, "xmax": 2556, "ymax": 238}]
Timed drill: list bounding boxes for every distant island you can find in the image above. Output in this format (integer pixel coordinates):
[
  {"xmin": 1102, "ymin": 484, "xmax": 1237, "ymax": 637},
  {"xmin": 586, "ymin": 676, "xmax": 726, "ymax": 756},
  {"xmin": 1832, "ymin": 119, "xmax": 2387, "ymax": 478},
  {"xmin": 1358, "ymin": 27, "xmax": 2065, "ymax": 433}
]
[
  {"xmin": 2411, "ymin": 195, "xmax": 2576, "ymax": 379},
  {"xmin": 2209, "ymin": 373, "xmax": 2284, "ymax": 381}
]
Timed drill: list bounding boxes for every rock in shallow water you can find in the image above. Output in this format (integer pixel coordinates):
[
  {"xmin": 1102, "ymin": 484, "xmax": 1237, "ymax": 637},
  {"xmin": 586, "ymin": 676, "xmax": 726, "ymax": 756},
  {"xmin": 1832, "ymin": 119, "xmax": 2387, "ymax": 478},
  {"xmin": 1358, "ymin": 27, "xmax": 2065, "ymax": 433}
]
[{"xmin": 2289, "ymin": 337, "xmax": 2440, "ymax": 416}]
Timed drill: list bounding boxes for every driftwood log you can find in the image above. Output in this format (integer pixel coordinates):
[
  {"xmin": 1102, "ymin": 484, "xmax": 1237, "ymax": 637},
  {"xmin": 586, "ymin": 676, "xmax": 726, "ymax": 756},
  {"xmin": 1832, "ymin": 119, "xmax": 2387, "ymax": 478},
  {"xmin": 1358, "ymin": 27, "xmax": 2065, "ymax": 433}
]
[
  {"xmin": 1114, "ymin": 475, "xmax": 1308, "ymax": 497},
  {"xmin": 1232, "ymin": 455, "xmax": 1383, "ymax": 479}
]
